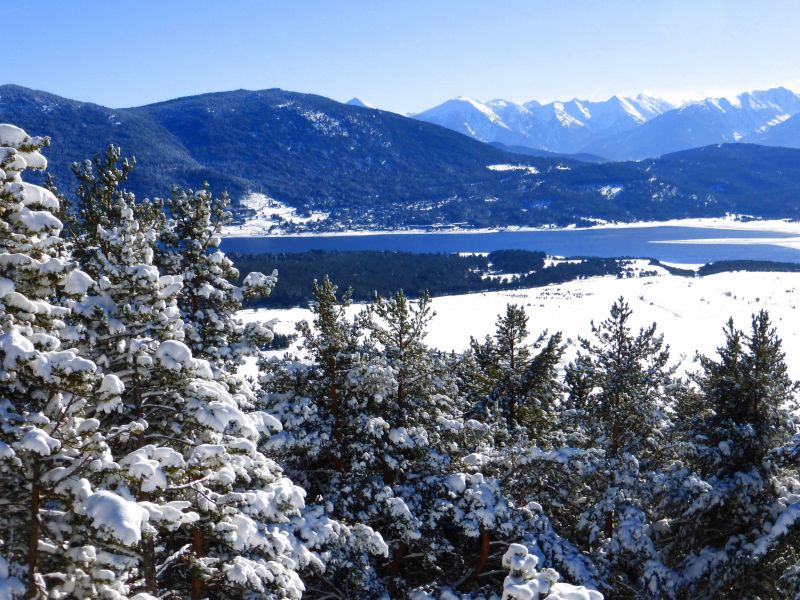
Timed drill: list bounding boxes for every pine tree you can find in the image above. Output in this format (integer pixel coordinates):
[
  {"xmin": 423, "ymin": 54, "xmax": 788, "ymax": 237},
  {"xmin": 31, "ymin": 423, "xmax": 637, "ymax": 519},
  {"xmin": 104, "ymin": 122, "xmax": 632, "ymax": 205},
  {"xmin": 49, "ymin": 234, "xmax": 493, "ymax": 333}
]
[
  {"xmin": 697, "ymin": 311, "xmax": 797, "ymax": 470},
  {"xmin": 0, "ymin": 125, "xmax": 145, "ymax": 598},
  {"xmin": 260, "ymin": 276, "xmax": 391, "ymax": 596},
  {"xmin": 362, "ymin": 290, "xmax": 460, "ymax": 478},
  {"xmin": 470, "ymin": 304, "xmax": 531, "ymax": 429},
  {"xmin": 361, "ymin": 290, "xmax": 475, "ymax": 592},
  {"xmin": 657, "ymin": 311, "xmax": 800, "ymax": 598},
  {"xmin": 157, "ymin": 184, "xmax": 276, "ymax": 372},
  {"xmin": 561, "ymin": 297, "xmax": 675, "ymax": 597},
  {"xmin": 467, "ymin": 304, "xmax": 563, "ymax": 440},
  {"xmin": 440, "ymin": 305, "xmax": 596, "ymax": 597},
  {"xmin": 61, "ymin": 147, "xmax": 314, "ymax": 598}
]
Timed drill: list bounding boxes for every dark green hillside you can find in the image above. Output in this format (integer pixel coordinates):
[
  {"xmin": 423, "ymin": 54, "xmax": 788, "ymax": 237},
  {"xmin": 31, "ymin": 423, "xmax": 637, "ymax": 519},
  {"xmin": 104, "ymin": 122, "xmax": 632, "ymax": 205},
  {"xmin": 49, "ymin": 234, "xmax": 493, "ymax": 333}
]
[
  {"xmin": 643, "ymin": 144, "xmax": 800, "ymax": 217},
  {"xmin": 4, "ymin": 84, "xmax": 800, "ymax": 229},
  {"xmin": 0, "ymin": 84, "xmax": 243, "ymax": 198},
  {"xmin": 132, "ymin": 88, "xmax": 556, "ymax": 223}
]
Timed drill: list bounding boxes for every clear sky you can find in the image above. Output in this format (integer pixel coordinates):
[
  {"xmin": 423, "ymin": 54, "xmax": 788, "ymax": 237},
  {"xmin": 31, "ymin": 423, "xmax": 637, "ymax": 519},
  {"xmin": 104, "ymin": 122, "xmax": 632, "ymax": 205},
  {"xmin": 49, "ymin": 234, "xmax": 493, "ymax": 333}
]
[{"xmin": 6, "ymin": 0, "xmax": 800, "ymax": 113}]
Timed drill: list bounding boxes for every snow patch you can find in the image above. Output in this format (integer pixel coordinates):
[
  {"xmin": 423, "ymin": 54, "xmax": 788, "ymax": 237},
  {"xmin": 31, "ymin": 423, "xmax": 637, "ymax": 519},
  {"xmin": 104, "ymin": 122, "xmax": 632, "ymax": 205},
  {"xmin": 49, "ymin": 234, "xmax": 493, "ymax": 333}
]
[
  {"xmin": 20, "ymin": 428, "xmax": 60, "ymax": 456},
  {"xmin": 62, "ymin": 269, "xmax": 95, "ymax": 295},
  {"xmin": 487, "ymin": 164, "xmax": 540, "ymax": 175},
  {"xmin": 82, "ymin": 491, "xmax": 147, "ymax": 546},
  {"xmin": 599, "ymin": 185, "xmax": 623, "ymax": 199}
]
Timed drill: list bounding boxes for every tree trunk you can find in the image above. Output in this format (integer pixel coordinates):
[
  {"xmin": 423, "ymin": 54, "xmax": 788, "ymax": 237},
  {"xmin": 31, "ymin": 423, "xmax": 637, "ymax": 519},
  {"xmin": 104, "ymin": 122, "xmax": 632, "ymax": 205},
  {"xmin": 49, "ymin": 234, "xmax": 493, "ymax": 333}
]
[
  {"xmin": 330, "ymin": 379, "xmax": 344, "ymax": 471},
  {"xmin": 387, "ymin": 540, "xmax": 407, "ymax": 597},
  {"xmin": 191, "ymin": 527, "xmax": 204, "ymax": 599},
  {"xmin": 142, "ymin": 537, "xmax": 157, "ymax": 594},
  {"xmin": 458, "ymin": 525, "xmax": 490, "ymax": 591},
  {"xmin": 605, "ymin": 511, "xmax": 614, "ymax": 540},
  {"xmin": 26, "ymin": 459, "xmax": 41, "ymax": 599},
  {"xmin": 605, "ymin": 396, "xmax": 620, "ymax": 540},
  {"xmin": 381, "ymin": 462, "xmax": 397, "ymax": 486}
]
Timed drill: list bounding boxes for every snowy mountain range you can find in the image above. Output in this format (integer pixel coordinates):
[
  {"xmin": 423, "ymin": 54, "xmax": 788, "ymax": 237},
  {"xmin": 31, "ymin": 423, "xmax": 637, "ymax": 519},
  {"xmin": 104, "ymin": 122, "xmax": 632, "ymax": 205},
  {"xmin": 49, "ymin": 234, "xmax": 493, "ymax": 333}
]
[{"xmin": 413, "ymin": 87, "xmax": 800, "ymax": 159}]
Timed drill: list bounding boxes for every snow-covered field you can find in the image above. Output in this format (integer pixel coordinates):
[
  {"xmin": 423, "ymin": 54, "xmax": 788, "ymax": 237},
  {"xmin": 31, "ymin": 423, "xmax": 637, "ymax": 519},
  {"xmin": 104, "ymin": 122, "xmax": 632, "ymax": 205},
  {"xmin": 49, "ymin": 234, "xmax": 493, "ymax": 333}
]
[
  {"xmin": 223, "ymin": 193, "xmax": 329, "ymax": 236},
  {"xmin": 241, "ymin": 267, "xmax": 800, "ymax": 379}
]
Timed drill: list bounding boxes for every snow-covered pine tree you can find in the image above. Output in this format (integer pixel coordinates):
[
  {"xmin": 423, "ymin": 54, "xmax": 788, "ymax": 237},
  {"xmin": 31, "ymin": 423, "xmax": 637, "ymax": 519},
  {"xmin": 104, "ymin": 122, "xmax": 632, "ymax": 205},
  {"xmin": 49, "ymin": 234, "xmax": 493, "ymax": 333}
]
[
  {"xmin": 469, "ymin": 304, "xmax": 532, "ymax": 431},
  {"xmin": 656, "ymin": 311, "xmax": 800, "ymax": 598},
  {"xmin": 157, "ymin": 184, "xmax": 276, "ymax": 372},
  {"xmin": 361, "ymin": 290, "xmax": 476, "ymax": 592},
  {"xmin": 265, "ymin": 276, "xmax": 363, "ymax": 476},
  {"xmin": 460, "ymin": 303, "xmax": 567, "ymax": 543},
  {"xmin": 0, "ymin": 125, "xmax": 144, "ymax": 599},
  {"xmin": 63, "ymin": 147, "xmax": 184, "ymax": 422},
  {"xmin": 260, "ymin": 276, "xmax": 391, "ymax": 597},
  {"xmin": 436, "ymin": 304, "xmax": 597, "ymax": 597},
  {"xmin": 466, "ymin": 304, "xmax": 563, "ymax": 440},
  {"xmin": 61, "ymin": 147, "xmax": 315, "ymax": 599},
  {"xmin": 561, "ymin": 297, "xmax": 677, "ymax": 597}
]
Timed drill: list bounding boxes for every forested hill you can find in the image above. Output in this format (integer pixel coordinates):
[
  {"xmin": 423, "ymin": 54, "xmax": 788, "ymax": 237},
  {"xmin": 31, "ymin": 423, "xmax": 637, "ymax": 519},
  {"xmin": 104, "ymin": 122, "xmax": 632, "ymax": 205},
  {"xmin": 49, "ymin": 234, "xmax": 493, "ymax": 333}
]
[{"xmin": 4, "ymin": 84, "xmax": 800, "ymax": 229}]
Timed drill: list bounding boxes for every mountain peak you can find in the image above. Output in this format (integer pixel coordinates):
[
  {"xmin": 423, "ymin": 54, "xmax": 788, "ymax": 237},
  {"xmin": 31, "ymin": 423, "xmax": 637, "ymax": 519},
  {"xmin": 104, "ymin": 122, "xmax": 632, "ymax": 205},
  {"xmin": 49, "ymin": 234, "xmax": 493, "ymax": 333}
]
[
  {"xmin": 413, "ymin": 86, "xmax": 800, "ymax": 159},
  {"xmin": 346, "ymin": 97, "xmax": 374, "ymax": 109}
]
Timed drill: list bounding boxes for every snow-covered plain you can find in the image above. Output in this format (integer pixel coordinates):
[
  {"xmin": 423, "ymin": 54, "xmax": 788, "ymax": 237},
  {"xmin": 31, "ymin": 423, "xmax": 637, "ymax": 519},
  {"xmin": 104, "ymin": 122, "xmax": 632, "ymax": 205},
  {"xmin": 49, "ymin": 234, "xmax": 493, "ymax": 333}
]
[{"xmin": 241, "ymin": 267, "xmax": 800, "ymax": 379}]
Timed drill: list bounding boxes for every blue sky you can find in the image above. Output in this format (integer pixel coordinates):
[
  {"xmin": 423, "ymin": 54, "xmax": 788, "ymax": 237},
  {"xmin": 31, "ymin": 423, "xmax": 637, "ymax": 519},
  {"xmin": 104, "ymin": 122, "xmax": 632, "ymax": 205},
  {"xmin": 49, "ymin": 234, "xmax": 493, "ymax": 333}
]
[{"xmin": 6, "ymin": 0, "xmax": 800, "ymax": 112}]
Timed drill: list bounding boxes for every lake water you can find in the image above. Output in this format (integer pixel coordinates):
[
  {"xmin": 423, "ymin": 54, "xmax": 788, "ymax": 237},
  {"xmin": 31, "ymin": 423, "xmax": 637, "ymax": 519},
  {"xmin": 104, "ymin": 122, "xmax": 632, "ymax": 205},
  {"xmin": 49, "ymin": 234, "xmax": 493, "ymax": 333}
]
[{"xmin": 221, "ymin": 226, "xmax": 800, "ymax": 264}]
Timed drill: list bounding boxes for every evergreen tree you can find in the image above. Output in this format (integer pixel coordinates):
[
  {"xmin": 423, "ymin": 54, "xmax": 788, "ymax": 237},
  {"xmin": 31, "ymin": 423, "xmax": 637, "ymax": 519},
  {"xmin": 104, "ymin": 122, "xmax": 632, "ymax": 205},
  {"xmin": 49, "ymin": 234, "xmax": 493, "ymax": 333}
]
[
  {"xmin": 469, "ymin": 304, "xmax": 531, "ymax": 430},
  {"xmin": 657, "ymin": 311, "xmax": 800, "ymax": 598},
  {"xmin": 260, "ymin": 276, "xmax": 390, "ymax": 596},
  {"xmin": 62, "ymin": 147, "xmax": 314, "ymax": 599},
  {"xmin": 157, "ymin": 184, "xmax": 276, "ymax": 372},
  {"xmin": 8, "ymin": 122, "xmax": 800, "ymax": 599},
  {"xmin": 0, "ymin": 125, "xmax": 143, "ymax": 598},
  {"xmin": 697, "ymin": 311, "xmax": 797, "ymax": 470},
  {"xmin": 444, "ymin": 305, "xmax": 594, "ymax": 597},
  {"xmin": 561, "ymin": 297, "xmax": 675, "ymax": 597},
  {"xmin": 362, "ymin": 290, "xmax": 473, "ymax": 592},
  {"xmin": 467, "ymin": 304, "xmax": 563, "ymax": 440}
]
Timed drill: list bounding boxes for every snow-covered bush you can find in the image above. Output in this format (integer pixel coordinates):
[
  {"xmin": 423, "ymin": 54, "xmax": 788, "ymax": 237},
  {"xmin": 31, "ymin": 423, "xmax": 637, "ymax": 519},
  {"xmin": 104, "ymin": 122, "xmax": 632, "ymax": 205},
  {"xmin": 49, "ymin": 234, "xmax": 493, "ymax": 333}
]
[{"xmin": 501, "ymin": 544, "xmax": 602, "ymax": 600}]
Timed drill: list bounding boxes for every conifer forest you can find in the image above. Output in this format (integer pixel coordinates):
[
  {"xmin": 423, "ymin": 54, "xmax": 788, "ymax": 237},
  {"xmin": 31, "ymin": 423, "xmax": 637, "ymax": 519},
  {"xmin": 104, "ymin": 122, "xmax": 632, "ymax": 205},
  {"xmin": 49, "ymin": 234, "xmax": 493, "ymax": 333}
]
[{"xmin": 1, "ymin": 125, "xmax": 799, "ymax": 600}]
